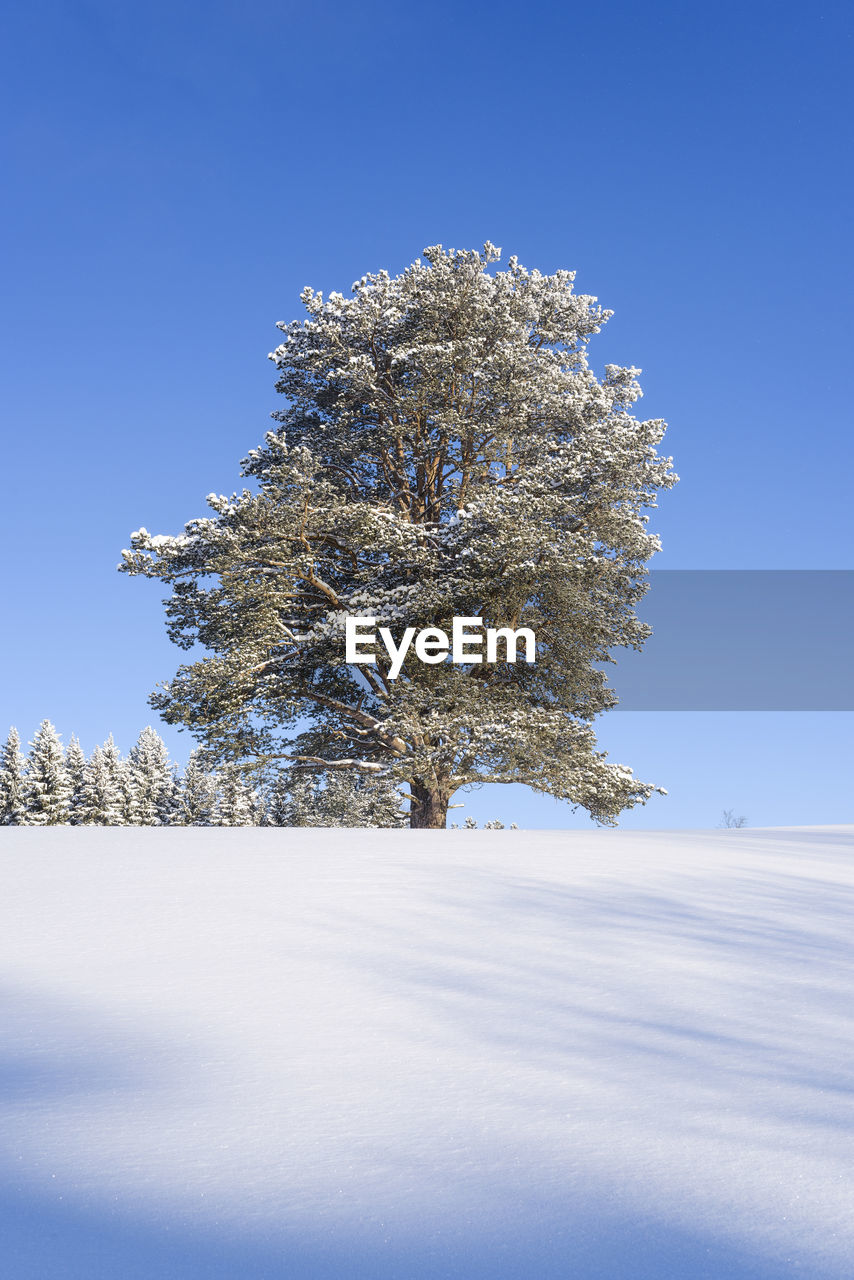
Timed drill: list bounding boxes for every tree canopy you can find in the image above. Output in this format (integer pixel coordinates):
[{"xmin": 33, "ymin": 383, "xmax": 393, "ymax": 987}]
[{"xmin": 121, "ymin": 244, "xmax": 676, "ymax": 827}]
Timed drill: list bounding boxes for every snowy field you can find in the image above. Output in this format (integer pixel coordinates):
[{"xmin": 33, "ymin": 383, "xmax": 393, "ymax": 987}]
[{"xmin": 2, "ymin": 827, "xmax": 853, "ymax": 1279}]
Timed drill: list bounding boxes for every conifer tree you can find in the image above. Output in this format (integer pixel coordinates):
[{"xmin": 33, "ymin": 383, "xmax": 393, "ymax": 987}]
[
  {"xmin": 265, "ymin": 773, "xmax": 290, "ymax": 827},
  {"xmin": 126, "ymin": 727, "xmax": 174, "ymax": 825},
  {"xmin": 116, "ymin": 761, "xmax": 138, "ymax": 823},
  {"xmin": 99, "ymin": 735, "xmax": 137, "ymax": 824},
  {"xmin": 268, "ymin": 769, "xmax": 404, "ymax": 827},
  {"xmin": 122, "ymin": 244, "xmax": 676, "ymax": 827},
  {"xmin": 0, "ymin": 727, "xmax": 27, "ymax": 826},
  {"xmin": 178, "ymin": 750, "xmax": 219, "ymax": 825},
  {"xmin": 249, "ymin": 785, "xmax": 267, "ymax": 827},
  {"xmin": 80, "ymin": 745, "xmax": 124, "ymax": 825},
  {"xmin": 65, "ymin": 735, "xmax": 88, "ymax": 825},
  {"xmin": 274, "ymin": 774, "xmax": 314, "ymax": 827},
  {"xmin": 24, "ymin": 720, "xmax": 71, "ymax": 825},
  {"xmin": 165, "ymin": 762, "xmax": 182, "ymax": 824},
  {"xmin": 322, "ymin": 770, "xmax": 405, "ymax": 827},
  {"xmin": 214, "ymin": 765, "xmax": 256, "ymax": 826}
]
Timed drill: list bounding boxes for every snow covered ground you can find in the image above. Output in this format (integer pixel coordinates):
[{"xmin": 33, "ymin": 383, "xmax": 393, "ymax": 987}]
[{"xmin": 2, "ymin": 826, "xmax": 853, "ymax": 1279}]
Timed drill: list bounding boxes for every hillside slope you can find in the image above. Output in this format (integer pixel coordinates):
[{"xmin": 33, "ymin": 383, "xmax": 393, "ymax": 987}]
[{"xmin": 2, "ymin": 826, "xmax": 853, "ymax": 1279}]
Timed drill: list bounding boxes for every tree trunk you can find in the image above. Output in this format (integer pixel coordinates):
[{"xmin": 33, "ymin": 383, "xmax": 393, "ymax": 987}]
[{"xmin": 409, "ymin": 780, "xmax": 450, "ymax": 829}]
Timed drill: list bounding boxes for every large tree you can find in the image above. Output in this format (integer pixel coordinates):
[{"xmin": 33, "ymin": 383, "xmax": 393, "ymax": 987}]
[{"xmin": 121, "ymin": 244, "xmax": 676, "ymax": 828}]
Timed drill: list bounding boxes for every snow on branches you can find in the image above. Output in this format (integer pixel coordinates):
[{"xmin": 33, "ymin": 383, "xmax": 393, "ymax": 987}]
[
  {"xmin": 0, "ymin": 725, "xmax": 405, "ymax": 828},
  {"xmin": 120, "ymin": 244, "xmax": 676, "ymax": 827}
]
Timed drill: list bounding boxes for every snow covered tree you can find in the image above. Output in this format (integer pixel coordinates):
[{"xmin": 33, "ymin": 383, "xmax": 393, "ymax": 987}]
[
  {"xmin": 178, "ymin": 749, "xmax": 219, "ymax": 825},
  {"xmin": 80, "ymin": 744, "xmax": 124, "ymax": 825},
  {"xmin": 126, "ymin": 727, "xmax": 175, "ymax": 825},
  {"xmin": 65, "ymin": 735, "xmax": 87, "ymax": 825},
  {"xmin": 321, "ymin": 770, "xmax": 404, "ymax": 827},
  {"xmin": 23, "ymin": 720, "xmax": 70, "ymax": 825},
  {"xmin": 264, "ymin": 768, "xmax": 404, "ymax": 827},
  {"xmin": 121, "ymin": 244, "xmax": 676, "ymax": 828},
  {"xmin": 265, "ymin": 772, "xmax": 290, "ymax": 826},
  {"xmin": 0, "ymin": 727, "xmax": 27, "ymax": 825},
  {"xmin": 249, "ymin": 785, "xmax": 267, "ymax": 827},
  {"xmin": 167, "ymin": 762, "xmax": 182, "ymax": 821},
  {"xmin": 273, "ymin": 774, "xmax": 316, "ymax": 827},
  {"xmin": 96, "ymin": 735, "xmax": 136, "ymax": 824},
  {"xmin": 450, "ymin": 817, "xmax": 518, "ymax": 828},
  {"xmin": 213, "ymin": 765, "xmax": 256, "ymax": 826}
]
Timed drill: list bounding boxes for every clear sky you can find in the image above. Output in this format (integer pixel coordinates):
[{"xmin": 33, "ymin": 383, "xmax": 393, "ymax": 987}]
[{"xmin": 2, "ymin": 0, "xmax": 851, "ymax": 827}]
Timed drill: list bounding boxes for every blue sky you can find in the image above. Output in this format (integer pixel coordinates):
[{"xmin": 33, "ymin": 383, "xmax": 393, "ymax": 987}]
[{"xmin": 2, "ymin": 0, "xmax": 851, "ymax": 827}]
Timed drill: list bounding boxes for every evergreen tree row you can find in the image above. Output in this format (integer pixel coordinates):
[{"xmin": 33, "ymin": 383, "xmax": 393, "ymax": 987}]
[{"xmin": 0, "ymin": 722, "xmax": 406, "ymax": 828}]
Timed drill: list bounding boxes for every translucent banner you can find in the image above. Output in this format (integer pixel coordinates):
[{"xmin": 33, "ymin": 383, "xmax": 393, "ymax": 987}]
[{"xmin": 605, "ymin": 571, "xmax": 854, "ymax": 710}]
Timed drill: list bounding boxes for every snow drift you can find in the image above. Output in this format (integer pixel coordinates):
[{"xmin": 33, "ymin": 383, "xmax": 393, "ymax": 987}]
[{"xmin": 2, "ymin": 826, "xmax": 853, "ymax": 1279}]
